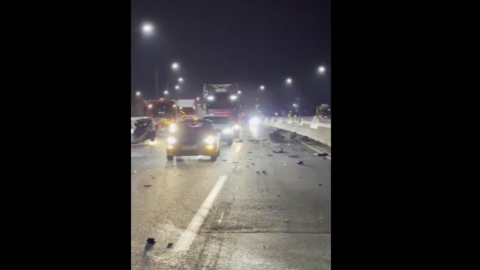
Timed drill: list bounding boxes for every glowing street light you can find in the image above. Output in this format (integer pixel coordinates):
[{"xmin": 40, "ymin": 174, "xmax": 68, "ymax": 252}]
[
  {"xmin": 196, "ymin": 97, "xmax": 200, "ymax": 100},
  {"xmin": 318, "ymin": 66, "xmax": 326, "ymax": 74},
  {"xmin": 238, "ymin": 90, "xmax": 242, "ymax": 94},
  {"xmin": 142, "ymin": 23, "xmax": 153, "ymax": 34},
  {"xmin": 286, "ymin": 78, "xmax": 292, "ymax": 84},
  {"xmin": 136, "ymin": 91, "xmax": 141, "ymax": 96},
  {"xmin": 178, "ymin": 77, "xmax": 183, "ymax": 82},
  {"xmin": 260, "ymin": 85, "xmax": 265, "ymax": 90},
  {"xmin": 293, "ymin": 103, "xmax": 298, "ymax": 107},
  {"xmin": 172, "ymin": 62, "xmax": 179, "ymax": 70},
  {"xmin": 175, "ymin": 85, "xmax": 179, "ymax": 90},
  {"xmin": 164, "ymin": 90, "xmax": 168, "ymax": 95}
]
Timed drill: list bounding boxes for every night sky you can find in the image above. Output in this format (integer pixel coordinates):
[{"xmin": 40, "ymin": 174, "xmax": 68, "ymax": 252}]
[{"xmin": 131, "ymin": 0, "xmax": 330, "ymax": 115}]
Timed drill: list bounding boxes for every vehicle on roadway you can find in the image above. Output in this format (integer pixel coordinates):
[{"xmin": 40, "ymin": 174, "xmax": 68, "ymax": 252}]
[
  {"xmin": 131, "ymin": 117, "xmax": 156, "ymax": 144},
  {"xmin": 203, "ymin": 115, "xmax": 240, "ymax": 145},
  {"xmin": 166, "ymin": 119, "xmax": 221, "ymax": 161}
]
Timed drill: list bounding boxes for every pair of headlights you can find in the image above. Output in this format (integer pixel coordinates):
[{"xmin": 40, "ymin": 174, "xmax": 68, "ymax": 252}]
[{"xmin": 167, "ymin": 136, "xmax": 216, "ymax": 145}]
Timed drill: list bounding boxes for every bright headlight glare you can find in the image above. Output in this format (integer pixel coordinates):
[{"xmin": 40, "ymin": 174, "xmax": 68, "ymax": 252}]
[
  {"xmin": 204, "ymin": 136, "xmax": 215, "ymax": 144},
  {"xmin": 169, "ymin": 123, "xmax": 176, "ymax": 132},
  {"xmin": 249, "ymin": 117, "xmax": 259, "ymax": 125},
  {"xmin": 207, "ymin": 96, "xmax": 214, "ymax": 101},
  {"xmin": 167, "ymin": 137, "xmax": 177, "ymax": 144},
  {"xmin": 233, "ymin": 124, "xmax": 240, "ymax": 130},
  {"xmin": 222, "ymin": 128, "xmax": 233, "ymax": 134},
  {"xmin": 131, "ymin": 129, "xmax": 134, "ymax": 135}
]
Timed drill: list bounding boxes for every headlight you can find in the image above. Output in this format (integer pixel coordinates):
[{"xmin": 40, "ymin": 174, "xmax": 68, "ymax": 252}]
[
  {"xmin": 233, "ymin": 124, "xmax": 240, "ymax": 130},
  {"xmin": 169, "ymin": 123, "xmax": 176, "ymax": 132},
  {"xmin": 222, "ymin": 128, "xmax": 233, "ymax": 134},
  {"xmin": 167, "ymin": 137, "xmax": 177, "ymax": 144},
  {"xmin": 249, "ymin": 117, "xmax": 259, "ymax": 125},
  {"xmin": 204, "ymin": 136, "xmax": 215, "ymax": 144}
]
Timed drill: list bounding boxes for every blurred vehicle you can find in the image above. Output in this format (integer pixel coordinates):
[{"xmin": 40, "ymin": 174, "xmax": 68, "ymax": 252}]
[
  {"xmin": 203, "ymin": 115, "xmax": 240, "ymax": 145},
  {"xmin": 131, "ymin": 117, "xmax": 156, "ymax": 144},
  {"xmin": 166, "ymin": 119, "xmax": 220, "ymax": 161},
  {"xmin": 176, "ymin": 99, "xmax": 197, "ymax": 120},
  {"xmin": 146, "ymin": 98, "xmax": 178, "ymax": 132}
]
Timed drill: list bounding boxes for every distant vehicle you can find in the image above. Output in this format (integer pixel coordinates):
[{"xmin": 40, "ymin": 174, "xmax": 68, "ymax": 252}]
[
  {"xmin": 203, "ymin": 115, "xmax": 240, "ymax": 145},
  {"xmin": 176, "ymin": 99, "xmax": 197, "ymax": 120},
  {"xmin": 203, "ymin": 84, "xmax": 241, "ymax": 123},
  {"xmin": 146, "ymin": 99, "xmax": 178, "ymax": 132},
  {"xmin": 166, "ymin": 119, "xmax": 221, "ymax": 161}
]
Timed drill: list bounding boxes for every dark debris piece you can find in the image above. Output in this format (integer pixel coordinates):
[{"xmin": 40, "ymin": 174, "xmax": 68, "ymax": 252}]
[
  {"xmin": 297, "ymin": 161, "xmax": 304, "ymax": 165},
  {"xmin": 314, "ymin": 153, "xmax": 328, "ymax": 157},
  {"xmin": 147, "ymin": 238, "xmax": 156, "ymax": 244},
  {"xmin": 144, "ymin": 185, "xmax": 152, "ymax": 187},
  {"xmin": 273, "ymin": 147, "xmax": 285, "ymax": 153},
  {"xmin": 262, "ymin": 170, "xmax": 266, "ymax": 174},
  {"xmin": 288, "ymin": 154, "xmax": 299, "ymax": 158},
  {"xmin": 166, "ymin": 243, "xmax": 173, "ymax": 248}
]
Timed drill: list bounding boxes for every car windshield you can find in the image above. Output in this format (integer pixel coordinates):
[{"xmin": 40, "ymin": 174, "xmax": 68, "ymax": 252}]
[
  {"xmin": 177, "ymin": 121, "xmax": 213, "ymax": 136},
  {"xmin": 203, "ymin": 117, "xmax": 231, "ymax": 125}
]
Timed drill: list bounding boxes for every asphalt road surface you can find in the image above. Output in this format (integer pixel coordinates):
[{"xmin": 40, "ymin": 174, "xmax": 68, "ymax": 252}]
[{"xmin": 131, "ymin": 124, "xmax": 331, "ymax": 270}]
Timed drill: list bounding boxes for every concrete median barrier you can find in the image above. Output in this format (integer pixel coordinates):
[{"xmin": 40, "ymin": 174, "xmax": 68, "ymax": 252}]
[{"xmin": 260, "ymin": 116, "xmax": 331, "ymax": 147}]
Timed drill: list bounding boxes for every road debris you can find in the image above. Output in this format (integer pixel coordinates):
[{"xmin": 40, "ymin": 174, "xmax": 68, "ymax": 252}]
[
  {"xmin": 248, "ymin": 139, "xmax": 260, "ymax": 143},
  {"xmin": 290, "ymin": 132, "xmax": 297, "ymax": 139},
  {"xmin": 314, "ymin": 153, "xmax": 328, "ymax": 157},
  {"xmin": 288, "ymin": 154, "xmax": 299, "ymax": 158},
  {"xmin": 276, "ymin": 193, "xmax": 280, "ymax": 196},
  {"xmin": 256, "ymin": 171, "xmax": 260, "ymax": 174},
  {"xmin": 319, "ymin": 183, "xmax": 322, "ymax": 186},
  {"xmin": 263, "ymin": 245, "xmax": 266, "ymax": 249},
  {"xmin": 267, "ymin": 154, "xmax": 273, "ymax": 156},
  {"xmin": 273, "ymin": 147, "xmax": 285, "ymax": 153},
  {"xmin": 147, "ymin": 238, "xmax": 156, "ymax": 244},
  {"xmin": 166, "ymin": 243, "xmax": 173, "ymax": 248},
  {"xmin": 297, "ymin": 161, "xmax": 304, "ymax": 165},
  {"xmin": 284, "ymin": 219, "xmax": 289, "ymax": 222},
  {"xmin": 252, "ymin": 163, "xmax": 255, "ymax": 165},
  {"xmin": 262, "ymin": 170, "xmax": 266, "ymax": 174},
  {"xmin": 269, "ymin": 131, "xmax": 284, "ymax": 142},
  {"xmin": 223, "ymin": 159, "xmax": 227, "ymax": 161},
  {"xmin": 236, "ymin": 139, "xmax": 243, "ymax": 143},
  {"xmin": 144, "ymin": 185, "xmax": 152, "ymax": 187},
  {"xmin": 150, "ymin": 175, "xmax": 155, "ymax": 179}
]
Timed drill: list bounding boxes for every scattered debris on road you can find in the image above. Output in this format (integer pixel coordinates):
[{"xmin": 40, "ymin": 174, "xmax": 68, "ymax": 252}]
[
  {"xmin": 248, "ymin": 139, "xmax": 260, "ymax": 143},
  {"xmin": 223, "ymin": 159, "xmax": 227, "ymax": 161},
  {"xmin": 256, "ymin": 171, "xmax": 260, "ymax": 174},
  {"xmin": 319, "ymin": 183, "xmax": 322, "ymax": 186},
  {"xmin": 166, "ymin": 243, "xmax": 173, "ymax": 248},
  {"xmin": 150, "ymin": 175, "xmax": 155, "ymax": 179},
  {"xmin": 263, "ymin": 245, "xmax": 266, "ymax": 249},
  {"xmin": 144, "ymin": 185, "xmax": 152, "ymax": 187},
  {"xmin": 290, "ymin": 132, "xmax": 297, "ymax": 139},
  {"xmin": 276, "ymin": 193, "xmax": 280, "ymax": 196},
  {"xmin": 284, "ymin": 219, "xmax": 289, "ymax": 222},
  {"xmin": 314, "ymin": 153, "xmax": 328, "ymax": 157},
  {"xmin": 262, "ymin": 170, "xmax": 266, "ymax": 174},
  {"xmin": 273, "ymin": 147, "xmax": 285, "ymax": 153},
  {"xmin": 288, "ymin": 154, "xmax": 299, "ymax": 158},
  {"xmin": 236, "ymin": 139, "xmax": 243, "ymax": 143},
  {"xmin": 269, "ymin": 131, "xmax": 284, "ymax": 142},
  {"xmin": 252, "ymin": 163, "xmax": 255, "ymax": 165},
  {"xmin": 147, "ymin": 238, "xmax": 156, "ymax": 244},
  {"xmin": 297, "ymin": 161, "xmax": 304, "ymax": 165},
  {"xmin": 267, "ymin": 154, "xmax": 273, "ymax": 156}
]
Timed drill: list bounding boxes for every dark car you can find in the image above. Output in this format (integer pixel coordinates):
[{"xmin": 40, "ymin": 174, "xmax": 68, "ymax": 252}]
[
  {"xmin": 202, "ymin": 115, "xmax": 241, "ymax": 145},
  {"xmin": 131, "ymin": 117, "xmax": 156, "ymax": 144},
  {"xmin": 166, "ymin": 119, "xmax": 221, "ymax": 161}
]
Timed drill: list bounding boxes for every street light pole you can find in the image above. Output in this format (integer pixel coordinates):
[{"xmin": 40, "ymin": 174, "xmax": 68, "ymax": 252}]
[{"xmin": 155, "ymin": 69, "xmax": 158, "ymax": 99}]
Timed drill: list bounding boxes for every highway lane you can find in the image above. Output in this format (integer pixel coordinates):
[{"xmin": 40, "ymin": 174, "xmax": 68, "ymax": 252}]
[{"xmin": 131, "ymin": 125, "xmax": 331, "ymax": 269}]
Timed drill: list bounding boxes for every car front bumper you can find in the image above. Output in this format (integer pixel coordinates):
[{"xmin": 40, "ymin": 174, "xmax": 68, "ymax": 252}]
[{"xmin": 167, "ymin": 144, "xmax": 218, "ymax": 156}]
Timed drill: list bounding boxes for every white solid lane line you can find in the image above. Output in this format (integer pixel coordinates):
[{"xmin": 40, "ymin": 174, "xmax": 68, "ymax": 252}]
[{"xmin": 174, "ymin": 175, "xmax": 228, "ymax": 252}]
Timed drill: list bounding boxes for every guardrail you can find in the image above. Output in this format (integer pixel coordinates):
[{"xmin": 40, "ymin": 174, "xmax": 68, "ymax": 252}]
[{"xmin": 260, "ymin": 116, "xmax": 331, "ymax": 147}]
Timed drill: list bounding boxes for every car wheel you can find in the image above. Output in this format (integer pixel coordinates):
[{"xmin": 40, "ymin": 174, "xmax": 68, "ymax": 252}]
[
  {"xmin": 150, "ymin": 132, "xmax": 156, "ymax": 142},
  {"xmin": 210, "ymin": 155, "xmax": 217, "ymax": 161},
  {"xmin": 167, "ymin": 155, "xmax": 174, "ymax": 161}
]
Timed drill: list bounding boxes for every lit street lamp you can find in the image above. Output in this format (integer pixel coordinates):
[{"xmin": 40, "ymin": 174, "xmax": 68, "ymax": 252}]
[
  {"xmin": 293, "ymin": 103, "xmax": 298, "ymax": 107},
  {"xmin": 286, "ymin": 78, "xmax": 292, "ymax": 84},
  {"xmin": 164, "ymin": 90, "xmax": 168, "ymax": 95},
  {"xmin": 172, "ymin": 62, "xmax": 179, "ymax": 70},
  {"xmin": 260, "ymin": 85, "xmax": 265, "ymax": 90},
  {"xmin": 238, "ymin": 90, "xmax": 242, "ymax": 94},
  {"xmin": 178, "ymin": 77, "xmax": 183, "ymax": 82},
  {"xmin": 142, "ymin": 23, "xmax": 153, "ymax": 34},
  {"xmin": 175, "ymin": 85, "xmax": 179, "ymax": 90},
  {"xmin": 318, "ymin": 66, "xmax": 326, "ymax": 74},
  {"xmin": 196, "ymin": 97, "xmax": 200, "ymax": 100},
  {"xmin": 136, "ymin": 91, "xmax": 141, "ymax": 96}
]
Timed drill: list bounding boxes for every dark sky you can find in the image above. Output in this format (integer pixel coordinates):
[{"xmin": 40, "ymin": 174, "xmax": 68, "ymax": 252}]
[{"xmin": 131, "ymin": 0, "xmax": 330, "ymax": 114}]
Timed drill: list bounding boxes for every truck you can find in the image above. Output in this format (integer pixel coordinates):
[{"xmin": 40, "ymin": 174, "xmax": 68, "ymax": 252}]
[
  {"xmin": 202, "ymin": 84, "xmax": 241, "ymax": 122},
  {"xmin": 146, "ymin": 98, "xmax": 178, "ymax": 132},
  {"xmin": 176, "ymin": 99, "xmax": 197, "ymax": 120}
]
